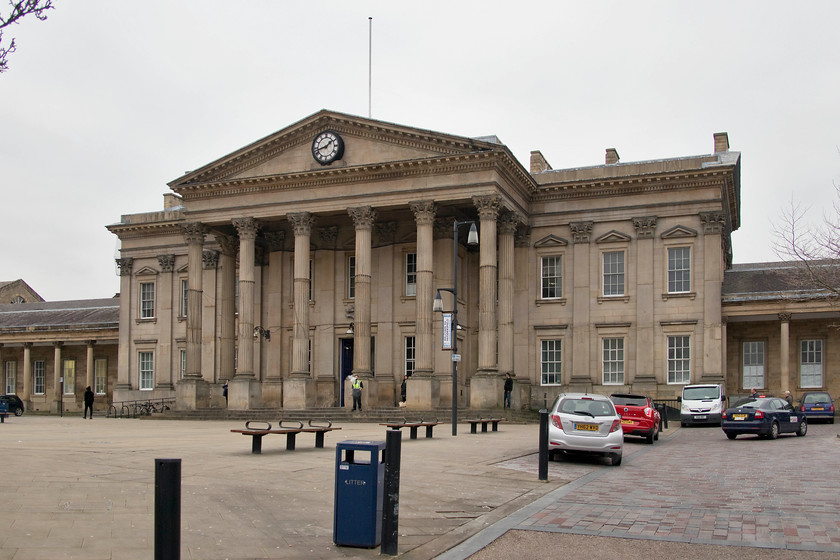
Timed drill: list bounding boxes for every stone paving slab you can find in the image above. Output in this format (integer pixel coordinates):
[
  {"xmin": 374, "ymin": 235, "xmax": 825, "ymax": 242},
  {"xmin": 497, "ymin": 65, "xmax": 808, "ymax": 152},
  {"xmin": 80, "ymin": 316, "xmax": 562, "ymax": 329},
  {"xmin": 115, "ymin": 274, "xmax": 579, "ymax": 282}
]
[{"xmin": 446, "ymin": 422, "xmax": 840, "ymax": 559}]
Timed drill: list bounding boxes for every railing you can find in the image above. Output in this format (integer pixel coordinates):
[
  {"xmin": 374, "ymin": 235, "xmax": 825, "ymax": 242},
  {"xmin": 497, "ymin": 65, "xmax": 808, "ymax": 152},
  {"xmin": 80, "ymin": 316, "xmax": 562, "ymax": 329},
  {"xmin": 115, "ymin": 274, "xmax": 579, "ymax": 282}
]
[{"xmin": 107, "ymin": 398, "xmax": 175, "ymax": 418}]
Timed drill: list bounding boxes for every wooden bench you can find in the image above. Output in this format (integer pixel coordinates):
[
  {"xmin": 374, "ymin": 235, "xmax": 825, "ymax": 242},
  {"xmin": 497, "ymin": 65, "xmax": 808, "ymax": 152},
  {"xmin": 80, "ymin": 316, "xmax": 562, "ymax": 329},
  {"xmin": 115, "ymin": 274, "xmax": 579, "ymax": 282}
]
[
  {"xmin": 465, "ymin": 418, "xmax": 503, "ymax": 434},
  {"xmin": 380, "ymin": 418, "xmax": 442, "ymax": 439},
  {"xmin": 231, "ymin": 420, "xmax": 341, "ymax": 454}
]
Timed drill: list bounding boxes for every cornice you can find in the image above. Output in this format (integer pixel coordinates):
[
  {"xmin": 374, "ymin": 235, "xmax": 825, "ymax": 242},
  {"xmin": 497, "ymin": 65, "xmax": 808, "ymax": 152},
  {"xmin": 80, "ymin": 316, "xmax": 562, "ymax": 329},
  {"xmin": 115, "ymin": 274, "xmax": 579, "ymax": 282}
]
[
  {"xmin": 107, "ymin": 221, "xmax": 184, "ymax": 239},
  {"xmin": 532, "ymin": 170, "xmax": 731, "ymax": 203},
  {"xmin": 174, "ymin": 151, "xmax": 536, "ymax": 202}
]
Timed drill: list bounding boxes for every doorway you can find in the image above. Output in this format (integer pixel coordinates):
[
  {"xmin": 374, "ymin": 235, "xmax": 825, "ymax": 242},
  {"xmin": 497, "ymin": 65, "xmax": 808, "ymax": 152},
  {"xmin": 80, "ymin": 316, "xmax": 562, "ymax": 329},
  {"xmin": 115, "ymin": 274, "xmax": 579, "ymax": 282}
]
[{"xmin": 339, "ymin": 338, "xmax": 354, "ymax": 406}]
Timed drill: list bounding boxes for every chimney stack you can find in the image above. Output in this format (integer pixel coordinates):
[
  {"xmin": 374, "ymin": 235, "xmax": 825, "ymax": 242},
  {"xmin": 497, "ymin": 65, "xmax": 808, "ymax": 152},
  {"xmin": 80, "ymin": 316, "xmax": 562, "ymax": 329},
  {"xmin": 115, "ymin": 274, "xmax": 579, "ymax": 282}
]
[
  {"xmin": 605, "ymin": 148, "xmax": 620, "ymax": 165},
  {"xmin": 713, "ymin": 132, "xmax": 729, "ymax": 153},
  {"xmin": 530, "ymin": 150, "xmax": 552, "ymax": 173}
]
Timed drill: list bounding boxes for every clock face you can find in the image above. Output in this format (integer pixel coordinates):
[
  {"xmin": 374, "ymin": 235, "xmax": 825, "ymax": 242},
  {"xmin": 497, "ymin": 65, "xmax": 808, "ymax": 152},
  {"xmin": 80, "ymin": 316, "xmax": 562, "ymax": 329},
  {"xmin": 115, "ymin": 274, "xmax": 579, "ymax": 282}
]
[{"xmin": 312, "ymin": 130, "xmax": 344, "ymax": 165}]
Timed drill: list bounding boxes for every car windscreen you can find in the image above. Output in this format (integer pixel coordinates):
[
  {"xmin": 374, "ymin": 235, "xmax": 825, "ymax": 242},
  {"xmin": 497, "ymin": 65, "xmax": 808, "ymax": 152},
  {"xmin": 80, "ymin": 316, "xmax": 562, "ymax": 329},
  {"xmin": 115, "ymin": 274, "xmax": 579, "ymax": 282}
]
[
  {"xmin": 611, "ymin": 395, "xmax": 647, "ymax": 406},
  {"xmin": 804, "ymin": 393, "xmax": 831, "ymax": 404},
  {"xmin": 683, "ymin": 386, "xmax": 720, "ymax": 400},
  {"xmin": 559, "ymin": 398, "xmax": 615, "ymax": 416}
]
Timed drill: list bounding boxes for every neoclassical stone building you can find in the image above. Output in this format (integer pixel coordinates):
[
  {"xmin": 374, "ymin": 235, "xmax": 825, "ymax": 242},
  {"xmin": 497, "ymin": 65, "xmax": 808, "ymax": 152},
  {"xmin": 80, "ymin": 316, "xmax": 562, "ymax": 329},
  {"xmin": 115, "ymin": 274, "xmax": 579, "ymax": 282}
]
[{"xmin": 107, "ymin": 110, "xmax": 743, "ymax": 411}]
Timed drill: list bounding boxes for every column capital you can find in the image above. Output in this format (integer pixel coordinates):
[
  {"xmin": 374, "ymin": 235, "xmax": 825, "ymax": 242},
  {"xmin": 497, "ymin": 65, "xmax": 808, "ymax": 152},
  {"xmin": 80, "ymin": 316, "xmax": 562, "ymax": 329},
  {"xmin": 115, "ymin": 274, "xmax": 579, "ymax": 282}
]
[
  {"xmin": 632, "ymin": 216, "xmax": 658, "ymax": 239},
  {"xmin": 514, "ymin": 225, "xmax": 531, "ymax": 248},
  {"xmin": 157, "ymin": 254, "xmax": 175, "ymax": 272},
  {"xmin": 23, "ymin": 341, "xmax": 33, "ymax": 349},
  {"xmin": 288, "ymin": 212, "xmax": 315, "ymax": 235},
  {"xmin": 570, "ymin": 221, "xmax": 594, "ymax": 243},
  {"xmin": 699, "ymin": 211, "xmax": 726, "ymax": 234},
  {"xmin": 232, "ymin": 217, "xmax": 260, "ymax": 240},
  {"xmin": 778, "ymin": 312, "xmax": 792, "ymax": 322},
  {"xmin": 215, "ymin": 233, "xmax": 238, "ymax": 257},
  {"xmin": 498, "ymin": 211, "xmax": 524, "ymax": 235},
  {"xmin": 349, "ymin": 206, "xmax": 377, "ymax": 230},
  {"xmin": 116, "ymin": 257, "xmax": 134, "ymax": 276},
  {"xmin": 472, "ymin": 195, "xmax": 502, "ymax": 220},
  {"xmin": 410, "ymin": 200, "xmax": 437, "ymax": 225},
  {"xmin": 53, "ymin": 341, "xmax": 63, "ymax": 348},
  {"xmin": 202, "ymin": 250, "xmax": 219, "ymax": 269},
  {"xmin": 182, "ymin": 222, "xmax": 207, "ymax": 245}
]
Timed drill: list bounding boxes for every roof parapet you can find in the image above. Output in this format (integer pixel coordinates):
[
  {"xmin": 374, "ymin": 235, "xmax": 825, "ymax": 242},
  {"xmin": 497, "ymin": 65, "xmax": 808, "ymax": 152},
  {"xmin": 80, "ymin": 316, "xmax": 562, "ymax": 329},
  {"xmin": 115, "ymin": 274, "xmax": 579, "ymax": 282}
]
[{"xmin": 714, "ymin": 132, "xmax": 730, "ymax": 153}]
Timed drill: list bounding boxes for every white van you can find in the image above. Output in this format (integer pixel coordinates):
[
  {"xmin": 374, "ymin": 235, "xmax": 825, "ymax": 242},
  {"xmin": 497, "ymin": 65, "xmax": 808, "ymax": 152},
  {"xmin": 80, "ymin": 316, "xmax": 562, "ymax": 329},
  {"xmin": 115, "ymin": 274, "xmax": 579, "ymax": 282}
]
[{"xmin": 678, "ymin": 384, "xmax": 726, "ymax": 426}]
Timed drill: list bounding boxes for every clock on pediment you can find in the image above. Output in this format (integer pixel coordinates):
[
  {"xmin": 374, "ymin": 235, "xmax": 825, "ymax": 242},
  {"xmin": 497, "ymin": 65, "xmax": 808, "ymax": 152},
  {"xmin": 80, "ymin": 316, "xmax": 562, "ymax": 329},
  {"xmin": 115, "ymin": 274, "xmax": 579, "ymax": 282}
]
[{"xmin": 311, "ymin": 130, "xmax": 345, "ymax": 165}]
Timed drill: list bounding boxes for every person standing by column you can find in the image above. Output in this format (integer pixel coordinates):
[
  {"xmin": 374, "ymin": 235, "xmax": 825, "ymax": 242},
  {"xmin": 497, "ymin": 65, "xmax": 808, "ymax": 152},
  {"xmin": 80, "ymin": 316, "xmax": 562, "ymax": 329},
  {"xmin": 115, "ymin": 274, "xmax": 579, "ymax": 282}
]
[
  {"xmin": 503, "ymin": 373, "xmax": 513, "ymax": 409},
  {"xmin": 83, "ymin": 386, "xmax": 94, "ymax": 419},
  {"xmin": 352, "ymin": 375, "xmax": 364, "ymax": 412},
  {"xmin": 222, "ymin": 381, "xmax": 229, "ymax": 406}
]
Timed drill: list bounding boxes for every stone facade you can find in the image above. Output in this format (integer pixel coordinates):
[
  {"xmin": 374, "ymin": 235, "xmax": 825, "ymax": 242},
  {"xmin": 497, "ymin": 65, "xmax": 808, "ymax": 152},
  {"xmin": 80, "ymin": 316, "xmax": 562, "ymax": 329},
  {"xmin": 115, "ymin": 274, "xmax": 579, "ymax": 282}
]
[{"xmin": 106, "ymin": 110, "xmax": 745, "ymax": 411}]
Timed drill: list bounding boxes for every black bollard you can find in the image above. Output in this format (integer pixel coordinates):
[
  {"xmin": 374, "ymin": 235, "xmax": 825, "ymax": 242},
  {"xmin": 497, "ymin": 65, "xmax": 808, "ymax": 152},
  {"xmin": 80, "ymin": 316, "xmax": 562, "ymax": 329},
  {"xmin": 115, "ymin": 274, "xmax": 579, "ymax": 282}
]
[
  {"xmin": 538, "ymin": 409, "xmax": 549, "ymax": 481},
  {"xmin": 155, "ymin": 458, "xmax": 181, "ymax": 560},
  {"xmin": 381, "ymin": 429, "xmax": 402, "ymax": 555}
]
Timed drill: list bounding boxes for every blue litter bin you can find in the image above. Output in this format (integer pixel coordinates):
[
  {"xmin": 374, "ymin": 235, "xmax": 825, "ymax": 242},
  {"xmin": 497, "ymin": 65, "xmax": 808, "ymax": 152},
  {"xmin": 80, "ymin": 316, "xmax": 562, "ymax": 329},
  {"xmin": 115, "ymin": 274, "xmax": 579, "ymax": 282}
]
[{"xmin": 333, "ymin": 440, "xmax": 386, "ymax": 547}]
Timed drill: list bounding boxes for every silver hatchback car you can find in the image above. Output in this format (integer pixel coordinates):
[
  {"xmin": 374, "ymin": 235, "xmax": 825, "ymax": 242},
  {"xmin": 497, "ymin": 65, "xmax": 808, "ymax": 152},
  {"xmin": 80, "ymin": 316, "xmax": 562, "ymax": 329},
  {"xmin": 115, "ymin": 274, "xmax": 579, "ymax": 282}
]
[{"xmin": 548, "ymin": 393, "xmax": 624, "ymax": 466}]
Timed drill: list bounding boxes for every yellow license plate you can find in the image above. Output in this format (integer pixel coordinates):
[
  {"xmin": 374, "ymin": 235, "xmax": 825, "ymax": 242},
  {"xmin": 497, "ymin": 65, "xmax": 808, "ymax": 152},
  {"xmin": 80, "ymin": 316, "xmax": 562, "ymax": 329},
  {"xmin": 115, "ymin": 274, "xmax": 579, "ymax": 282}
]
[
  {"xmin": 575, "ymin": 423, "xmax": 599, "ymax": 431},
  {"xmin": 812, "ymin": 407, "xmax": 824, "ymax": 411},
  {"xmin": 733, "ymin": 414, "xmax": 747, "ymax": 420},
  {"xmin": 621, "ymin": 419, "xmax": 633, "ymax": 425}
]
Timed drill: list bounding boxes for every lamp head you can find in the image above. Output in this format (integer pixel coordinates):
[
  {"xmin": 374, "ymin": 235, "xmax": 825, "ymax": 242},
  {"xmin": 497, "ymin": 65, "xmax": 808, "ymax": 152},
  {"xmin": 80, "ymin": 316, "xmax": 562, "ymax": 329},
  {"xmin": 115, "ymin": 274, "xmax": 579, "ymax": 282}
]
[
  {"xmin": 433, "ymin": 290, "xmax": 443, "ymax": 312},
  {"xmin": 467, "ymin": 223, "xmax": 478, "ymax": 245}
]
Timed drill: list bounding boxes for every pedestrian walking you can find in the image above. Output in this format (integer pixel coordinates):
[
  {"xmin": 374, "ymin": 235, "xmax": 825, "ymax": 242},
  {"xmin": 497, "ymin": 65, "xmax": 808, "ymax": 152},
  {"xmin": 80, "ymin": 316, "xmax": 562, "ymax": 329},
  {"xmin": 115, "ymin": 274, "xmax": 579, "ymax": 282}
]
[
  {"xmin": 83, "ymin": 386, "xmax": 94, "ymax": 419},
  {"xmin": 400, "ymin": 374, "xmax": 407, "ymax": 407},
  {"xmin": 222, "ymin": 381, "xmax": 229, "ymax": 406}
]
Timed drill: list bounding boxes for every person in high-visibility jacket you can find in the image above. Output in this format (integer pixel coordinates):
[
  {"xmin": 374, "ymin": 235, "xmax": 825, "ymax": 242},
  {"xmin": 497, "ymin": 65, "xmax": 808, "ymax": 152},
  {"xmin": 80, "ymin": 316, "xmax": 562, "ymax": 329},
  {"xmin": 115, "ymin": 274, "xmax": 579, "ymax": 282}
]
[{"xmin": 351, "ymin": 375, "xmax": 364, "ymax": 411}]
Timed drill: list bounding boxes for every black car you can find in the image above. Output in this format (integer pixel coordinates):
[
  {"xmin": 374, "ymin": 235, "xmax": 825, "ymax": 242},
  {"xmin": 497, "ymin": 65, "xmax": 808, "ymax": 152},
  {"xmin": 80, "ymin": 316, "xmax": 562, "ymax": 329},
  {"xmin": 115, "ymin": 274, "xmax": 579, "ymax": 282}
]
[
  {"xmin": 0, "ymin": 394, "xmax": 24, "ymax": 416},
  {"xmin": 721, "ymin": 396, "xmax": 806, "ymax": 440}
]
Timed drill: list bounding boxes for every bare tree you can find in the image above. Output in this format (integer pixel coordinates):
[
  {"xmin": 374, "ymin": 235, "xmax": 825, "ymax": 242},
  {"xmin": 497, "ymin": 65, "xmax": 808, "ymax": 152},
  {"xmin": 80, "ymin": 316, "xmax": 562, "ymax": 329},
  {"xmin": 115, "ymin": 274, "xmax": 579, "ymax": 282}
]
[
  {"xmin": 0, "ymin": 0, "xmax": 54, "ymax": 73},
  {"xmin": 773, "ymin": 153, "xmax": 840, "ymax": 299}
]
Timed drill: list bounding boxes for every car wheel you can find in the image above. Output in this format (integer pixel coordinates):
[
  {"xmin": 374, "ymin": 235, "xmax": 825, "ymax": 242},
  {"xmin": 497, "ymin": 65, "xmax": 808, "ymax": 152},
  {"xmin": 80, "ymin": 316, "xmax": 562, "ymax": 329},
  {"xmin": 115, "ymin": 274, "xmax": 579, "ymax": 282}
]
[
  {"xmin": 645, "ymin": 430, "xmax": 655, "ymax": 444},
  {"xmin": 14, "ymin": 407, "xmax": 22, "ymax": 416},
  {"xmin": 610, "ymin": 453, "xmax": 622, "ymax": 466},
  {"xmin": 654, "ymin": 422, "xmax": 660, "ymax": 441},
  {"xmin": 726, "ymin": 432, "xmax": 737, "ymax": 440},
  {"xmin": 830, "ymin": 417, "xmax": 835, "ymax": 425},
  {"xmin": 796, "ymin": 419, "xmax": 807, "ymax": 437},
  {"xmin": 768, "ymin": 421, "xmax": 779, "ymax": 440},
  {"xmin": 680, "ymin": 421, "xmax": 686, "ymax": 428}
]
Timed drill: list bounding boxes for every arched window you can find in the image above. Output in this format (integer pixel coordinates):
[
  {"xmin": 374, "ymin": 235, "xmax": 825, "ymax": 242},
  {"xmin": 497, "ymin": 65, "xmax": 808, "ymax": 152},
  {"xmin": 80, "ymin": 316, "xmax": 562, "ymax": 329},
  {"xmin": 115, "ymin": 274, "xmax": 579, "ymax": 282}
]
[{"xmin": 10, "ymin": 296, "xmax": 24, "ymax": 304}]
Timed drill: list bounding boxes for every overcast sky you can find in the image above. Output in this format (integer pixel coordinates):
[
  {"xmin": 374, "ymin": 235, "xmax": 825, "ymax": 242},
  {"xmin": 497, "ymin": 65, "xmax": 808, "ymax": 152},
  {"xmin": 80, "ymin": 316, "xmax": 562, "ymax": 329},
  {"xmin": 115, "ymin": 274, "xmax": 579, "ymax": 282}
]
[{"xmin": 2, "ymin": 1, "xmax": 839, "ymax": 302}]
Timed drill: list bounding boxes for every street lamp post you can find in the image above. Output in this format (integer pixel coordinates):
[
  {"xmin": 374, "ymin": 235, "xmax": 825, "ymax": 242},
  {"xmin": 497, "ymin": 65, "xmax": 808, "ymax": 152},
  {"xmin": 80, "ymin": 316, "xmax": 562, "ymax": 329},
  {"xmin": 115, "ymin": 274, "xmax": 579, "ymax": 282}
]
[{"xmin": 433, "ymin": 220, "xmax": 478, "ymax": 436}]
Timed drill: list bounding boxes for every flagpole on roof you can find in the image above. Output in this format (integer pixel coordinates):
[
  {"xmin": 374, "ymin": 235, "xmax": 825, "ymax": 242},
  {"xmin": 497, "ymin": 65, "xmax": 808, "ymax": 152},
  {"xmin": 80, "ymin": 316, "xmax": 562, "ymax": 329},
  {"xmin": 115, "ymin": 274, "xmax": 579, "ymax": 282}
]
[{"xmin": 368, "ymin": 16, "xmax": 372, "ymax": 118}]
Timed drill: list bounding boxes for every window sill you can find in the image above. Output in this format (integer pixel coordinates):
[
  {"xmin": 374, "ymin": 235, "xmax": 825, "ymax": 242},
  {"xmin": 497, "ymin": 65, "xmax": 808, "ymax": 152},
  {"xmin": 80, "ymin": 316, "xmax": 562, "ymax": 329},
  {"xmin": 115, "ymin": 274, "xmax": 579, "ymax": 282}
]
[
  {"xmin": 598, "ymin": 295, "xmax": 630, "ymax": 304},
  {"xmin": 536, "ymin": 298, "xmax": 567, "ymax": 307},
  {"xmin": 135, "ymin": 318, "xmax": 157, "ymax": 325},
  {"xmin": 661, "ymin": 292, "xmax": 696, "ymax": 301}
]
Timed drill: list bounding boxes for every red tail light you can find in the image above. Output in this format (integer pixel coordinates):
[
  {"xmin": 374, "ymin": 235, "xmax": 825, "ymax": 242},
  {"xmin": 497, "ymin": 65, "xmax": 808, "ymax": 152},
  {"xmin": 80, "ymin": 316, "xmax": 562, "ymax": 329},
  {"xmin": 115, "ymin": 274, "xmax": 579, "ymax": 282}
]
[
  {"xmin": 644, "ymin": 407, "xmax": 652, "ymax": 418},
  {"xmin": 754, "ymin": 410, "xmax": 764, "ymax": 419},
  {"xmin": 722, "ymin": 411, "xmax": 727, "ymax": 419},
  {"xmin": 800, "ymin": 405, "xmax": 805, "ymax": 412},
  {"xmin": 551, "ymin": 414, "xmax": 562, "ymax": 428},
  {"xmin": 610, "ymin": 419, "xmax": 621, "ymax": 433},
  {"xmin": 831, "ymin": 405, "xmax": 836, "ymax": 413}
]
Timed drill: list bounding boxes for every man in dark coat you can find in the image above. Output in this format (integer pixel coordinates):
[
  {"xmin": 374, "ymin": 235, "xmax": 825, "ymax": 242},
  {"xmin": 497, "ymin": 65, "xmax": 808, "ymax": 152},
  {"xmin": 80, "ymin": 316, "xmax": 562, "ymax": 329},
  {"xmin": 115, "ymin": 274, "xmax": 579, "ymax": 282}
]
[{"xmin": 83, "ymin": 386, "xmax": 94, "ymax": 419}]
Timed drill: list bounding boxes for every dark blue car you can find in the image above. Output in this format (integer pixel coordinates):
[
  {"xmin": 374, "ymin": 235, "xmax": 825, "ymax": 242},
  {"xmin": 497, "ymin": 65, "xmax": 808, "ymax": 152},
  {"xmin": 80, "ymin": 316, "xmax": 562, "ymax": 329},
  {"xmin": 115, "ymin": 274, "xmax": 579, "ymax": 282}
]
[
  {"xmin": 799, "ymin": 391, "xmax": 835, "ymax": 424},
  {"xmin": 721, "ymin": 397, "xmax": 807, "ymax": 440}
]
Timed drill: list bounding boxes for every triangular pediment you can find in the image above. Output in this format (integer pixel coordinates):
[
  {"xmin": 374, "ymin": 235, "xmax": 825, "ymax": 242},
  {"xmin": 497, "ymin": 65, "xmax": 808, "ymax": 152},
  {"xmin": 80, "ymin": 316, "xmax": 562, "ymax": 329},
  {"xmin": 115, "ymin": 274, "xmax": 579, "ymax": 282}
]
[
  {"xmin": 596, "ymin": 230, "xmax": 631, "ymax": 244},
  {"xmin": 169, "ymin": 110, "xmax": 502, "ymax": 189},
  {"xmin": 533, "ymin": 234, "xmax": 569, "ymax": 248},
  {"xmin": 660, "ymin": 225, "xmax": 698, "ymax": 239},
  {"xmin": 136, "ymin": 266, "xmax": 159, "ymax": 276}
]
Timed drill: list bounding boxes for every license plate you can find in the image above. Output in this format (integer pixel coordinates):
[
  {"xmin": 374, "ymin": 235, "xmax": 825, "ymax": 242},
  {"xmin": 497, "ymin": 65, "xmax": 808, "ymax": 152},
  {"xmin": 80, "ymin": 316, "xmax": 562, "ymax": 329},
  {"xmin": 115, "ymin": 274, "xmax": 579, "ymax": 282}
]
[
  {"xmin": 694, "ymin": 415, "xmax": 707, "ymax": 420},
  {"xmin": 621, "ymin": 419, "xmax": 633, "ymax": 425},
  {"xmin": 733, "ymin": 414, "xmax": 747, "ymax": 420},
  {"xmin": 790, "ymin": 416, "xmax": 797, "ymax": 422},
  {"xmin": 575, "ymin": 423, "xmax": 599, "ymax": 432},
  {"xmin": 812, "ymin": 407, "xmax": 824, "ymax": 411}
]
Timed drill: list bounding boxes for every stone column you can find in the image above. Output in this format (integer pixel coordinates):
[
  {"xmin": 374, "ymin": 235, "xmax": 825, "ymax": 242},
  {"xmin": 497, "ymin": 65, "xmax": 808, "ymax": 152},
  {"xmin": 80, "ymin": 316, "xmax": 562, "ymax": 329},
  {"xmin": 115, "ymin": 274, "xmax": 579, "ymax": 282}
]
[
  {"xmin": 779, "ymin": 312, "xmax": 791, "ymax": 393},
  {"xmin": 285, "ymin": 212, "xmax": 316, "ymax": 409},
  {"xmin": 349, "ymin": 206, "xmax": 378, "ymax": 407},
  {"xmin": 216, "ymin": 234, "xmax": 237, "ymax": 386},
  {"xmin": 22, "ymin": 343, "xmax": 32, "ymax": 404},
  {"xmin": 407, "ymin": 201, "xmax": 438, "ymax": 409},
  {"xmin": 262, "ymin": 231, "xmax": 286, "ymax": 407},
  {"xmin": 632, "ymin": 216, "xmax": 657, "ymax": 391},
  {"xmin": 700, "ymin": 212, "xmax": 725, "ymax": 383},
  {"xmin": 176, "ymin": 223, "xmax": 210, "ymax": 410},
  {"xmin": 52, "ymin": 342, "xmax": 62, "ymax": 414},
  {"xmin": 497, "ymin": 212, "xmax": 518, "ymax": 406},
  {"xmin": 230, "ymin": 218, "xmax": 260, "ymax": 409},
  {"xmin": 470, "ymin": 195, "xmax": 502, "ymax": 409},
  {"xmin": 86, "ymin": 341, "xmax": 95, "ymax": 391},
  {"xmin": 113, "ymin": 257, "xmax": 133, "ymax": 401},
  {"xmin": 156, "ymin": 254, "xmax": 174, "ymax": 390},
  {"xmin": 570, "ymin": 221, "xmax": 594, "ymax": 391}
]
